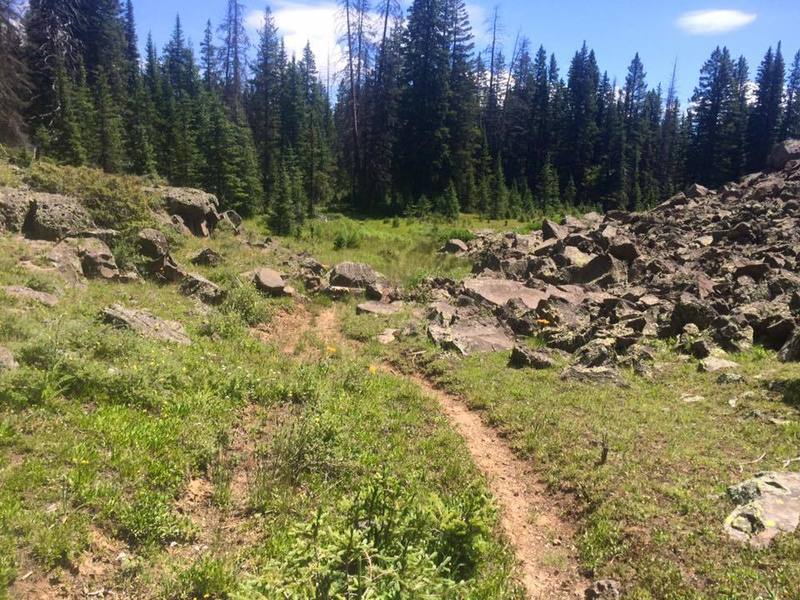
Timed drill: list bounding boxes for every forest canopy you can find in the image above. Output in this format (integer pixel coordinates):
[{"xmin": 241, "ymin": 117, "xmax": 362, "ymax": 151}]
[{"xmin": 1, "ymin": 0, "xmax": 799, "ymax": 231}]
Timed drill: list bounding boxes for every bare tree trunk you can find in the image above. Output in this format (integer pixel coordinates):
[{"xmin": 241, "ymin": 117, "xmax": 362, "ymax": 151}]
[{"xmin": 344, "ymin": 0, "xmax": 360, "ymax": 195}]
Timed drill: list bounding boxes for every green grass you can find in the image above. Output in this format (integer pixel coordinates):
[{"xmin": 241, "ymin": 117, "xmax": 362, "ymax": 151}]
[
  {"xmin": 0, "ymin": 230, "xmax": 521, "ymax": 599},
  {"xmin": 269, "ymin": 214, "xmax": 532, "ymax": 286},
  {"xmin": 354, "ymin": 322, "xmax": 800, "ymax": 599}
]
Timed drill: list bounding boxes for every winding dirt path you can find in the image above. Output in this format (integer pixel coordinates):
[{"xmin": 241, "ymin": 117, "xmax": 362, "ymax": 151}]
[{"xmin": 307, "ymin": 305, "xmax": 587, "ymax": 599}]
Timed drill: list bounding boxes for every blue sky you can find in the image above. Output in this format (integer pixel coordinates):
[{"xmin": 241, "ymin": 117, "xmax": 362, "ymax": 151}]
[{"xmin": 134, "ymin": 0, "xmax": 800, "ymax": 102}]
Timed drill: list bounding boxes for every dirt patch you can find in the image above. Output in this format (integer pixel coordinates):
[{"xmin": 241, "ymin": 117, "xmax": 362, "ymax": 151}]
[{"xmin": 268, "ymin": 303, "xmax": 588, "ymax": 598}]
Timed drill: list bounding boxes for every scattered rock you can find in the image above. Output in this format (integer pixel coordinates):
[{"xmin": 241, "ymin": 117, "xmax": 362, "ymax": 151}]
[
  {"xmin": 102, "ymin": 305, "xmax": 190, "ymax": 345},
  {"xmin": 251, "ymin": 267, "xmax": 287, "ymax": 296},
  {"xmin": 329, "ymin": 261, "xmax": 383, "ymax": 289},
  {"xmin": 161, "ymin": 187, "xmax": 220, "ymax": 236},
  {"xmin": 356, "ymin": 301, "xmax": 403, "ymax": 316},
  {"xmin": 77, "ymin": 237, "xmax": 120, "ymax": 280},
  {"xmin": 2, "ymin": 285, "xmax": 59, "ymax": 307},
  {"xmin": 428, "ymin": 319, "xmax": 514, "ymax": 356},
  {"xmin": 585, "ymin": 578, "xmax": 621, "ymax": 600},
  {"xmin": 137, "ymin": 228, "xmax": 170, "ymax": 260},
  {"xmin": 560, "ymin": 365, "xmax": 625, "ymax": 386},
  {"xmin": 508, "ymin": 345, "xmax": 555, "ymax": 369},
  {"xmin": 0, "ymin": 346, "xmax": 19, "ymax": 370},
  {"xmin": 442, "ymin": 238, "xmax": 468, "ymax": 253},
  {"xmin": 190, "ymin": 248, "xmax": 224, "ymax": 266},
  {"xmin": 377, "ymin": 328, "xmax": 397, "ymax": 345},
  {"xmin": 680, "ymin": 393, "xmax": 705, "ymax": 403},
  {"xmin": 179, "ymin": 273, "xmax": 226, "ymax": 305},
  {"xmin": 725, "ymin": 472, "xmax": 800, "ymax": 547},
  {"xmin": 699, "ymin": 356, "xmax": 738, "ymax": 372},
  {"xmin": 778, "ymin": 330, "xmax": 800, "ymax": 362}
]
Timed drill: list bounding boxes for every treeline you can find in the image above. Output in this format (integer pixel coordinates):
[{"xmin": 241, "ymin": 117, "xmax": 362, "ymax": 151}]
[{"xmin": 1, "ymin": 0, "xmax": 800, "ymax": 229}]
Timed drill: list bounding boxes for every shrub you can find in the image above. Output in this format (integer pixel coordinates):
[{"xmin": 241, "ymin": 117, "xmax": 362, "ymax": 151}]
[
  {"xmin": 24, "ymin": 161, "xmax": 154, "ymax": 231},
  {"xmin": 332, "ymin": 226, "xmax": 362, "ymax": 250},
  {"xmin": 173, "ymin": 556, "xmax": 236, "ymax": 600}
]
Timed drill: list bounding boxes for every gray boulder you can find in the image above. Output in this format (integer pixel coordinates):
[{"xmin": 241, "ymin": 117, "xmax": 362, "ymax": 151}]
[
  {"xmin": 137, "ymin": 228, "xmax": 170, "ymax": 260},
  {"xmin": 329, "ymin": 262, "xmax": 383, "ymax": 289},
  {"xmin": 190, "ymin": 248, "xmax": 224, "ymax": 267},
  {"xmin": 725, "ymin": 472, "xmax": 800, "ymax": 547},
  {"xmin": 77, "ymin": 237, "xmax": 120, "ymax": 280},
  {"xmin": 25, "ymin": 193, "xmax": 94, "ymax": 240},
  {"xmin": 443, "ymin": 238, "xmax": 469, "ymax": 253},
  {"xmin": 767, "ymin": 139, "xmax": 800, "ymax": 171},
  {"xmin": 161, "ymin": 187, "xmax": 220, "ymax": 236},
  {"xmin": 356, "ymin": 301, "xmax": 403, "ymax": 316},
  {"xmin": 180, "ymin": 273, "xmax": 226, "ymax": 305},
  {"xmin": 508, "ymin": 346, "xmax": 555, "ymax": 369},
  {"xmin": 0, "ymin": 187, "xmax": 32, "ymax": 233}
]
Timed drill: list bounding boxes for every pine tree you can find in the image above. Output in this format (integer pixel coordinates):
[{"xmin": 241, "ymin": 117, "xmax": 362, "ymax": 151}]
[
  {"xmin": 200, "ymin": 20, "xmax": 219, "ymax": 91},
  {"xmin": 785, "ymin": 51, "xmax": 800, "ymax": 139},
  {"xmin": 94, "ymin": 69, "xmax": 125, "ymax": 172},
  {"xmin": 218, "ymin": 0, "xmax": 248, "ymax": 114},
  {"xmin": 270, "ymin": 160, "xmax": 296, "ymax": 235},
  {"xmin": 0, "ymin": 0, "xmax": 29, "ymax": 145},
  {"xmin": 747, "ymin": 44, "xmax": 785, "ymax": 171},
  {"xmin": 47, "ymin": 58, "xmax": 87, "ymax": 164},
  {"xmin": 565, "ymin": 43, "xmax": 600, "ymax": 202},
  {"xmin": 397, "ymin": 0, "xmax": 451, "ymax": 201},
  {"xmin": 440, "ymin": 181, "xmax": 460, "ymax": 220},
  {"xmin": 689, "ymin": 46, "xmax": 738, "ymax": 186},
  {"xmin": 250, "ymin": 7, "xmax": 283, "ymax": 203},
  {"xmin": 536, "ymin": 159, "xmax": 560, "ymax": 211},
  {"xmin": 489, "ymin": 154, "xmax": 508, "ymax": 219}
]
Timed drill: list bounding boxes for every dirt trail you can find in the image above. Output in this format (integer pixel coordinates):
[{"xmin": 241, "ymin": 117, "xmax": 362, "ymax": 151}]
[{"xmin": 311, "ymin": 306, "xmax": 587, "ymax": 599}]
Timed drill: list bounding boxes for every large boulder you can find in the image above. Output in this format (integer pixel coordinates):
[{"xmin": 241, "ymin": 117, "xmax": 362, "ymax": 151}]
[
  {"xmin": 508, "ymin": 346, "xmax": 555, "ymax": 369},
  {"xmin": 778, "ymin": 330, "xmax": 800, "ymax": 362},
  {"xmin": 329, "ymin": 262, "xmax": 383, "ymax": 289},
  {"xmin": 190, "ymin": 248, "xmax": 224, "ymax": 267},
  {"xmin": 24, "ymin": 193, "xmax": 94, "ymax": 240},
  {"xmin": 428, "ymin": 319, "xmax": 514, "ymax": 356},
  {"xmin": 137, "ymin": 228, "xmax": 170, "ymax": 260},
  {"xmin": 77, "ymin": 237, "xmax": 120, "ymax": 280},
  {"xmin": 767, "ymin": 139, "xmax": 800, "ymax": 171},
  {"xmin": 0, "ymin": 187, "xmax": 33, "ymax": 233},
  {"xmin": 180, "ymin": 273, "xmax": 226, "ymax": 305},
  {"xmin": 102, "ymin": 305, "xmax": 190, "ymax": 345},
  {"xmin": 161, "ymin": 187, "xmax": 220, "ymax": 236}
]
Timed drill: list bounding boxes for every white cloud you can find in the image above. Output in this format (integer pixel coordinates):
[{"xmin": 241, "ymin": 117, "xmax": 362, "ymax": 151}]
[
  {"xmin": 246, "ymin": 2, "xmax": 342, "ymax": 85},
  {"xmin": 676, "ymin": 9, "xmax": 756, "ymax": 35}
]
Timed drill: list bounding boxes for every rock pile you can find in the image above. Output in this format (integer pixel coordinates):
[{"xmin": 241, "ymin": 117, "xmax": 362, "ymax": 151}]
[{"xmin": 423, "ymin": 140, "xmax": 800, "ymax": 377}]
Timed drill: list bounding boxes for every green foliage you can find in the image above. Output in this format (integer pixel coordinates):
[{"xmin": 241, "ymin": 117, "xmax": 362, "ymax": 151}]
[
  {"xmin": 239, "ymin": 473, "xmax": 495, "ymax": 599},
  {"xmin": 173, "ymin": 556, "xmax": 236, "ymax": 600},
  {"xmin": 23, "ymin": 162, "xmax": 153, "ymax": 230}
]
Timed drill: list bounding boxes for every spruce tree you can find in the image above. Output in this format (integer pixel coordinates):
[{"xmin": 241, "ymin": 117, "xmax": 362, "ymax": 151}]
[
  {"xmin": 0, "ymin": 0, "xmax": 28, "ymax": 145},
  {"xmin": 489, "ymin": 154, "xmax": 508, "ymax": 219},
  {"xmin": 48, "ymin": 59, "xmax": 87, "ymax": 165},
  {"xmin": 94, "ymin": 69, "xmax": 125, "ymax": 172},
  {"xmin": 536, "ymin": 159, "xmax": 560, "ymax": 211},
  {"xmin": 782, "ymin": 50, "xmax": 800, "ymax": 140},
  {"xmin": 440, "ymin": 181, "xmax": 460, "ymax": 220},
  {"xmin": 747, "ymin": 44, "xmax": 785, "ymax": 171}
]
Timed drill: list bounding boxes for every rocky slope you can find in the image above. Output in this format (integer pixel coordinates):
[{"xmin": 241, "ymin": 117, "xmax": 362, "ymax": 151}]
[{"xmin": 422, "ymin": 140, "xmax": 800, "ymax": 380}]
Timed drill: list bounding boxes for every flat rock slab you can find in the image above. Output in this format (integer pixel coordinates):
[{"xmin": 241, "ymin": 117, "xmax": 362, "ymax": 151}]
[
  {"xmin": 560, "ymin": 365, "xmax": 625, "ymax": 386},
  {"xmin": 329, "ymin": 262, "xmax": 383, "ymax": 288},
  {"xmin": 429, "ymin": 320, "xmax": 514, "ymax": 356},
  {"xmin": 102, "ymin": 304, "xmax": 190, "ymax": 345},
  {"xmin": 356, "ymin": 301, "xmax": 403, "ymax": 316},
  {"xmin": 699, "ymin": 356, "xmax": 739, "ymax": 372},
  {"xmin": 725, "ymin": 472, "xmax": 800, "ymax": 547},
  {"xmin": 2, "ymin": 286, "xmax": 59, "ymax": 306},
  {"xmin": 463, "ymin": 278, "xmax": 548, "ymax": 310}
]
